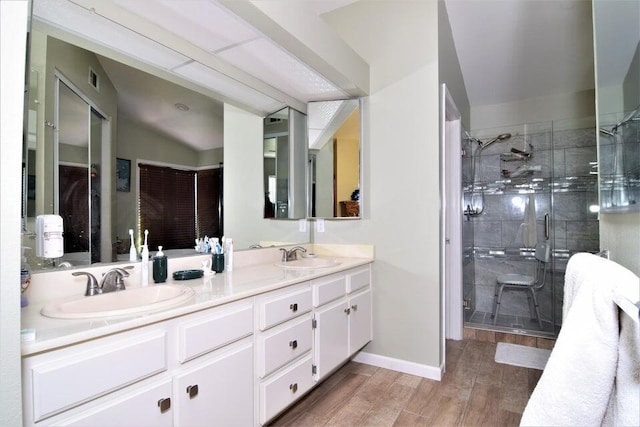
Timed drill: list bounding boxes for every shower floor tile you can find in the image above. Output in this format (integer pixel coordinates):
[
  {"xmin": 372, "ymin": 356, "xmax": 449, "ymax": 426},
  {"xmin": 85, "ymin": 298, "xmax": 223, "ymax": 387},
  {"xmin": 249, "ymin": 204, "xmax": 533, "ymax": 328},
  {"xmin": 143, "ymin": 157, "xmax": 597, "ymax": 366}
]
[{"xmin": 465, "ymin": 310, "xmax": 553, "ymax": 334}]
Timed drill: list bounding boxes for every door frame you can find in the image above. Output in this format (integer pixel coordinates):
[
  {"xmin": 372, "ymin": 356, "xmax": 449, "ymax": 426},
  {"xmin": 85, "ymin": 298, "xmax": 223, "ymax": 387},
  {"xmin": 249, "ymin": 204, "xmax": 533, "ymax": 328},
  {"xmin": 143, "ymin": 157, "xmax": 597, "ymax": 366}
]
[{"xmin": 440, "ymin": 84, "xmax": 464, "ymax": 367}]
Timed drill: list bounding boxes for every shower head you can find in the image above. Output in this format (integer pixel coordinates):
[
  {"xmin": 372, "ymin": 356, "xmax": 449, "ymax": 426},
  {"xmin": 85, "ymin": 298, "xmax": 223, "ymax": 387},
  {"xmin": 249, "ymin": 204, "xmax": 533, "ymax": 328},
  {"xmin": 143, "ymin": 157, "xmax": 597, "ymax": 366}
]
[
  {"xmin": 479, "ymin": 133, "xmax": 512, "ymax": 149},
  {"xmin": 599, "ymin": 128, "xmax": 615, "ymax": 137}
]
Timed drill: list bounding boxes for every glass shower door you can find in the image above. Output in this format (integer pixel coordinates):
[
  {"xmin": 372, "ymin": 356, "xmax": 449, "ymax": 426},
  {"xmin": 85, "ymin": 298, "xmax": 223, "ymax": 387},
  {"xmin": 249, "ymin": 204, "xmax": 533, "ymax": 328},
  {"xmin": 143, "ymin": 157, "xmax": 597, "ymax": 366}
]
[
  {"xmin": 463, "ymin": 121, "xmax": 556, "ymax": 335},
  {"xmin": 463, "ymin": 117, "xmax": 599, "ymax": 337}
]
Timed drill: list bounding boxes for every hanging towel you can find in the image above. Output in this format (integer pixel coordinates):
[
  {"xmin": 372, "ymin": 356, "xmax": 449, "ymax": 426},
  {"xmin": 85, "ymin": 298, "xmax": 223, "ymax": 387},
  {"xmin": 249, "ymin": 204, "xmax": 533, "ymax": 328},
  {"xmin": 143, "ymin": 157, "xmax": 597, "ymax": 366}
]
[
  {"xmin": 516, "ymin": 193, "xmax": 537, "ymax": 248},
  {"xmin": 520, "ymin": 253, "xmax": 640, "ymax": 426}
]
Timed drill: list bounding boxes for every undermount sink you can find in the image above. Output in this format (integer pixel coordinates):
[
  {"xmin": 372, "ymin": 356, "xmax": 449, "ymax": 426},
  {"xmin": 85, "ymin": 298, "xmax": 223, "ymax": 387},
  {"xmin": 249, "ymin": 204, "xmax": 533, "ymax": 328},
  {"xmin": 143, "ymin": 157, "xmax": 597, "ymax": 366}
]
[
  {"xmin": 41, "ymin": 285, "xmax": 196, "ymax": 319},
  {"xmin": 275, "ymin": 257, "xmax": 340, "ymax": 270}
]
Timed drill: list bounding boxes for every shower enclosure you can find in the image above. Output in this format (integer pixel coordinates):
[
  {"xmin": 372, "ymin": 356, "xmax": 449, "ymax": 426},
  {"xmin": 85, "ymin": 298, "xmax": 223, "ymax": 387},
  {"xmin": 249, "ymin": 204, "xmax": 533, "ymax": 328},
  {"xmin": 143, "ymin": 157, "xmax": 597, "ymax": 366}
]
[{"xmin": 462, "ymin": 117, "xmax": 599, "ymax": 337}]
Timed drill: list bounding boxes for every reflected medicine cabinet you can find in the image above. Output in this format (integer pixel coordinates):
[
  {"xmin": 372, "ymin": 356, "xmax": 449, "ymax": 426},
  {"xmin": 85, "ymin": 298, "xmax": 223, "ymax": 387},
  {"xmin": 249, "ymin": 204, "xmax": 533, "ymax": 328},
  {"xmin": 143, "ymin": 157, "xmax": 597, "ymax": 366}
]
[{"xmin": 263, "ymin": 107, "xmax": 307, "ymax": 220}]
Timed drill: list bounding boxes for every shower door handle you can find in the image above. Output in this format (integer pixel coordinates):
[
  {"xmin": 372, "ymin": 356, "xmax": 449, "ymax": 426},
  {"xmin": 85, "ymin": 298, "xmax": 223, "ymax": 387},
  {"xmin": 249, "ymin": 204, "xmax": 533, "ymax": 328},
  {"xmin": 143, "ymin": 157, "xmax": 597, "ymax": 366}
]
[{"xmin": 544, "ymin": 213, "xmax": 550, "ymax": 240}]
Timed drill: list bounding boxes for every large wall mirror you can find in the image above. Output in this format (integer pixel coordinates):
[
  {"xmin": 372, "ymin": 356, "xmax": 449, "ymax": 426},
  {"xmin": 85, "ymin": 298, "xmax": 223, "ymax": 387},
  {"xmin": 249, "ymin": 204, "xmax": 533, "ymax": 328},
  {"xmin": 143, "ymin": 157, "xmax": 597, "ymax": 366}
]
[
  {"xmin": 593, "ymin": 0, "xmax": 640, "ymax": 213},
  {"xmin": 22, "ymin": 1, "xmax": 309, "ymax": 271},
  {"xmin": 307, "ymin": 99, "xmax": 362, "ymax": 218}
]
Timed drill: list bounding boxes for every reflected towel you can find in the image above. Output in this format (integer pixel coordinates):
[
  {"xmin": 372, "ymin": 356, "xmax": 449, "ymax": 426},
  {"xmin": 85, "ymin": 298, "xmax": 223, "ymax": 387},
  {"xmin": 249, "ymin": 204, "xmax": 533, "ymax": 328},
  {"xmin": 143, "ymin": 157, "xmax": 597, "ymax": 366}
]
[
  {"xmin": 516, "ymin": 194, "xmax": 537, "ymax": 248},
  {"xmin": 520, "ymin": 253, "xmax": 640, "ymax": 426}
]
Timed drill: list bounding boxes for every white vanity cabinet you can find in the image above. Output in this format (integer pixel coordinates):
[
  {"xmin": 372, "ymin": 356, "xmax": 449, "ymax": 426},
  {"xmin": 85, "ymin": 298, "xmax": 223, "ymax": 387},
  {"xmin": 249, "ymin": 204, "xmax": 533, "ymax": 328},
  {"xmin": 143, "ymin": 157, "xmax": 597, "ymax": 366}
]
[
  {"xmin": 22, "ymin": 261, "xmax": 373, "ymax": 427},
  {"xmin": 256, "ymin": 283, "xmax": 314, "ymax": 425},
  {"xmin": 312, "ymin": 266, "xmax": 372, "ymax": 381},
  {"xmin": 22, "ymin": 299, "xmax": 254, "ymax": 426}
]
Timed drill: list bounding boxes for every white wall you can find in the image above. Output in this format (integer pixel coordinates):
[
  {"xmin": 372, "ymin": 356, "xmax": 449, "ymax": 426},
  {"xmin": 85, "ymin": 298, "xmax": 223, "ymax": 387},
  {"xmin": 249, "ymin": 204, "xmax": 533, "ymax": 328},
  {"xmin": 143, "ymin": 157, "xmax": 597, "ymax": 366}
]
[
  {"xmin": 0, "ymin": 2, "xmax": 28, "ymax": 424},
  {"xmin": 438, "ymin": 0, "xmax": 470, "ymax": 130},
  {"xmin": 223, "ymin": 104, "xmax": 307, "ymax": 250},
  {"xmin": 600, "ymin": 214, "xmax": 640, "ymax": 276},
  {"xmin": 471, "ymin": 89, "xmax": 596, "ymax": 130},
  {"xmin": 320, "ymin": 1, "xmax": 442, "ymax": 369}
]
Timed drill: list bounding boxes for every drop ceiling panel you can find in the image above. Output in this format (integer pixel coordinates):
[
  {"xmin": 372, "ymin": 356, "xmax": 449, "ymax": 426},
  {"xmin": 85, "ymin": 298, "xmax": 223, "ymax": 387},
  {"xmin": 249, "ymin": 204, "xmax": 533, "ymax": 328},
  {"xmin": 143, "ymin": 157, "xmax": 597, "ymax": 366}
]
[
  {"xmin": 217, "ymin": 37, "xmax": 348, "ymax": 102},
  {"xmin": 34, "ymin": 0, "xmax": 190, "ymax": 71},
  {"xmin": 111, "ymin": 0, "xmax": 259, "ymax": 53},
  {"xmin": 173, "ymin": 61, "xmax": 284, "ymax": 113}
]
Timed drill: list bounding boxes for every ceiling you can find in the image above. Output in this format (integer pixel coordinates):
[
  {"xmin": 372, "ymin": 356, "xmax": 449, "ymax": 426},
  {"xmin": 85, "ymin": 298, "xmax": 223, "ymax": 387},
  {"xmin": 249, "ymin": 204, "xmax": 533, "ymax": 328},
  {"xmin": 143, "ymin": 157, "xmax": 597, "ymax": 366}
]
[
  {"xmin": 97, "ymin": 55, "xmax": 224, "ymax": 151},
  {"xmin": 444, "ymin": 0, "xmax": 596, "ymax": 107},
  {"xmin": 42, "ymin": 0, "xmax": 634, "ymax": 152}
]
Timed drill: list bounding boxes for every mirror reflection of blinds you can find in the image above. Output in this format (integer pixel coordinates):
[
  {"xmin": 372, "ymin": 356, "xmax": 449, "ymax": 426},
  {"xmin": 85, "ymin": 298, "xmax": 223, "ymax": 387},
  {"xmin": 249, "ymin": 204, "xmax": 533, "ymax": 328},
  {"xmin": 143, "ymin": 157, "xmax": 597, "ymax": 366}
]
[
  {"xmin": 139, "ymin": 164, "xmax": 196, "ymax": 250},
  {"xmin": 196, "ymin": 167, "xmax": 223, "ymax": 240},
  {"xmin": 138, "ymin": 164, "xmax": 224, "ymax": 249}
]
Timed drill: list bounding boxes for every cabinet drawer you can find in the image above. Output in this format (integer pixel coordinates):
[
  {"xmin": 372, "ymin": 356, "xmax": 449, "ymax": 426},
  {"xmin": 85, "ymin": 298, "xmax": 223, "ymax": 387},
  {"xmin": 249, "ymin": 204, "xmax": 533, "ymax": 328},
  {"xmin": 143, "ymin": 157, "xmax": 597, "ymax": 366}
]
[
  {"xmin": 178, "ymin": 300, "xmax": 253, "ymax": 363},
  {"xmin": 27, "ymin": 330, "xmax": 166, "ymax": 422},
  {"xmin": 257, "ymin": 315, "xmax": 312, "ymax": 378},
  {"xmin": 259, "ymin": 285, "xmax": 312, "ymax": 330},
  {"xmin": 312, "ymin": 274, "xmax": 346, "ymax": 307},
  {"xmin": 348, "ymin": 266, "xmax": 370, "ymax": 293},
  {"xmin": 259, "ymin": 354, "xmax": 313, "ymax": 424},
  {"xmin": 57, "ymin": 378, "xmax": 173, "ymax": 427}
]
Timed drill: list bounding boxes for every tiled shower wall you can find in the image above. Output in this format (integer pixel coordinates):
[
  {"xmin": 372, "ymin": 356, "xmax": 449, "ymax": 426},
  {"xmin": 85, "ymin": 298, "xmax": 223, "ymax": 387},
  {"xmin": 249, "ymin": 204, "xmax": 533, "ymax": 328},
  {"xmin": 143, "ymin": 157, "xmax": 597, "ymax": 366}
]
[{"xmin": 463, "ymin": 122, "xmax": 599, "ymax": 333}]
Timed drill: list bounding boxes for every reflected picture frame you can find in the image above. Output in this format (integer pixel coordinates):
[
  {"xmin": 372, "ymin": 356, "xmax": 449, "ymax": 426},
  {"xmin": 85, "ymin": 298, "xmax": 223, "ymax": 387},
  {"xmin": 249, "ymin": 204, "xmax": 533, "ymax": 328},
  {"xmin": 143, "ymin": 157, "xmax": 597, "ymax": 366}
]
[{"xmin": 116, "ymin": 158, "xmax": 131, "ymax": 192}]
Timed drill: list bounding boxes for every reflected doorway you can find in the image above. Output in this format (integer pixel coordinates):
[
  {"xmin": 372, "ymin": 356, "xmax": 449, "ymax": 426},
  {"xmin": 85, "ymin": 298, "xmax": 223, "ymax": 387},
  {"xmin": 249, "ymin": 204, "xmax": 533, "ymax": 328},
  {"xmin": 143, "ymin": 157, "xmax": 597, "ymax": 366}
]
[{"xmin": 55, "ymin": 78, "xmax": 108, "ymax": 264}]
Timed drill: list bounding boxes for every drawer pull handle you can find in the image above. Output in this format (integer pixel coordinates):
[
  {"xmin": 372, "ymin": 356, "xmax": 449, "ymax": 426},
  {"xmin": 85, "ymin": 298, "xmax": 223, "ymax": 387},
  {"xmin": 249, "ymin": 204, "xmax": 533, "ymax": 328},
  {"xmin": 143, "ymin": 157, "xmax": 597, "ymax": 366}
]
[
  {"xmin": 289, "ymin": 340, "xmax": 298, "ymax": 349},
  {"xmin": 290, "ymin": 303, "xmax": 298, "ymax": 312},
  {"xmin": 344, "ymin": 307, "xmax": 351, "ymax": 315},
  {"xmin": 351, "ymin": 304, "xmax": 358, "ymax": 311},
  {"xmin": 186, "ymin": 384, "xmax": 199, "ymax": 399},
  {"xmin": 289, "ymin": 383, "xmax": 298, "ymax": 393},
  {"xmin": 157, "ymin": 397, "xmax": 171, "ymax": 413}
]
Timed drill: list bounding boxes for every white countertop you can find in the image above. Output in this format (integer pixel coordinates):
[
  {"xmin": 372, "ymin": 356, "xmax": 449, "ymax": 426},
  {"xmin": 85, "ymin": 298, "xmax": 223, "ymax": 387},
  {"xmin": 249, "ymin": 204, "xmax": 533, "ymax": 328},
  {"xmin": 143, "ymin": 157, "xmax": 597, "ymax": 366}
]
[{"xmin": 21, "ymin": 256, "xmax": 372, "ymax": 357}]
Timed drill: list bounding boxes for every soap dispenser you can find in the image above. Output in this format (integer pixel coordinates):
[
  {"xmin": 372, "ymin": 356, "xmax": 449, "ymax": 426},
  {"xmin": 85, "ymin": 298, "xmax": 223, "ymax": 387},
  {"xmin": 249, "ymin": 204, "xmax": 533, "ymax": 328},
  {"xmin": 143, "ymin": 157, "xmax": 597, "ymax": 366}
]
[{"xmin": 153, "ymin": 246, "xmax": 168, "ymax": 283}]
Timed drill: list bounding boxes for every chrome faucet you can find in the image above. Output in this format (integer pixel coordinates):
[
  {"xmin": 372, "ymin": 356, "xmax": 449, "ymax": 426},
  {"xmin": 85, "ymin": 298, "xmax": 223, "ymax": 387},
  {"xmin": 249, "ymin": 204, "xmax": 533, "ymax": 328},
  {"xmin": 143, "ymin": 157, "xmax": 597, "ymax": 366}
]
[
  {"xmin": 279, "ymin": 246, "xmax": 307, "ymax": 262},
  {"xmin": 100, "ymin": 267, "xmax": 132, "ymax": 293},
  {"xmin": 73, "ymin": 266, "xmax": 133, "ymax": 296}
]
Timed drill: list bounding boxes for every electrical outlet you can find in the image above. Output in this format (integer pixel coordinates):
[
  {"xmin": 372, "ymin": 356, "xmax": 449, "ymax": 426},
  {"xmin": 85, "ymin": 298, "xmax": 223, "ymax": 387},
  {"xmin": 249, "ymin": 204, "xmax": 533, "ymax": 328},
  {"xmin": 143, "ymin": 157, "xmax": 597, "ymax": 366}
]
[
  {"xmin": 316, "ymin": 219, "xmax": 325, "ymax": 233},
  {"xmin": 299, "ymin": 219, "xmax": 307, "ymax": 232}
]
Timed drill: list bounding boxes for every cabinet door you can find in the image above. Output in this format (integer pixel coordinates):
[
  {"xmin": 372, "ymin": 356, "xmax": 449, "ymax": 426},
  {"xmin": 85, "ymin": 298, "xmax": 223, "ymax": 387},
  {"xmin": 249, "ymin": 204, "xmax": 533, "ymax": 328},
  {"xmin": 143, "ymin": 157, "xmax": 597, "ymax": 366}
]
[
  {"xmin": 57, "ymin": 379, "xmax": 173, "ymax": 427},
  {"xmin": 349, "ymin": 289, "xmax": 372, "ymax": 356},
  {"xmin": 174, "ymin": 340, "xmax": 253, "ymax": 427},
  {"xmin": 314, "ymin": 298, "xmax": 349, "ymax": 380}
]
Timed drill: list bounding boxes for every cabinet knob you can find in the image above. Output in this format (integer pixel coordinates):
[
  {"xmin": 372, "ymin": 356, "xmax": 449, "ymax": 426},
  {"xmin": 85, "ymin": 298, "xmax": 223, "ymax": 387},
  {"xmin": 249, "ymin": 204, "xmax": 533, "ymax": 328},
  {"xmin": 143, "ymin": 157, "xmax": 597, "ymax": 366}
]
[
  {"xmin": 157, "ymin": 397, "xmax": 171, "ymax": 413},
  {"xmin": 289, "ymin": 303, "xmax": 298, "ymax": 312},
  {"xmin": 289, "ymin": 340, "xmax": 298, "ymax": 349},
  {"xmin": 344, "ymin": 307, "xmax": 351, "ymax": 315},
  {"xmin": 351, "ymin": 304, "xmax": 358, "ymax": 311},
  {"xmin": 186, "ymin": 384, "xmax": 199, "ymax": 399},
  {"xmin": 289, "ymin": 383, "xmax": 298, "ymax": 393}
]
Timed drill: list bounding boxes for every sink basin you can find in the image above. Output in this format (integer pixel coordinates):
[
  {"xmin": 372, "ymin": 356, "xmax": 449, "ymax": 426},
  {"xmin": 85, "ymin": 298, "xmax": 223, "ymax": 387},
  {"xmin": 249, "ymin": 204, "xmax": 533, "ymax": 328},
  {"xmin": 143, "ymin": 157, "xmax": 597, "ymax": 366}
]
[
  {"xmin": 275, "ymin": 257, "xmax": 340, "ymax": 270},
  {"xmin": 41, "ymin": 285, "xmax": 195, "ymax": 319}
]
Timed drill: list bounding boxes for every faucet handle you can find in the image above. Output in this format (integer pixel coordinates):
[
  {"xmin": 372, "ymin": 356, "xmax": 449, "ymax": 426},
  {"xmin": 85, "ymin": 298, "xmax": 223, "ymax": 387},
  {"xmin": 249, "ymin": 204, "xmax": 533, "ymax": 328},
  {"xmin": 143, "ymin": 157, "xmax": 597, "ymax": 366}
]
[
  {"xmin": 101, "ymin": 267, "xmax": 132, "ymax": 293},
  {"xmin": 73, "ymin": 271, "xmax": 100, "ymax": 296}
]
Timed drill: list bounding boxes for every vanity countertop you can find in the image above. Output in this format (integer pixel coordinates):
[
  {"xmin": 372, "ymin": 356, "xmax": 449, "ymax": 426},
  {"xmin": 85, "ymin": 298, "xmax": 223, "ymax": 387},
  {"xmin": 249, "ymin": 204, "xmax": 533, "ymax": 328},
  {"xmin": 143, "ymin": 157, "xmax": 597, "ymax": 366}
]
[{"xmin": 21, "ymin": 256, "xmax": 373, "ymax": 357}]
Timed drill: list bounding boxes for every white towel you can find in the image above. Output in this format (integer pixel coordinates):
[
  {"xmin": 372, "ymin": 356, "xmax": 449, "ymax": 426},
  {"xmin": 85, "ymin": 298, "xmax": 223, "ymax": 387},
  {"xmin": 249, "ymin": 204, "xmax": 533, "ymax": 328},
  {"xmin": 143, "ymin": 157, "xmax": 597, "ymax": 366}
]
[
  {"xmin": 520, "ymin": 253, "xmax": 640, "ymax": 426},
  {"xmin": 516, "ymin": 194, "xmax": 537, "ymax": 248}
]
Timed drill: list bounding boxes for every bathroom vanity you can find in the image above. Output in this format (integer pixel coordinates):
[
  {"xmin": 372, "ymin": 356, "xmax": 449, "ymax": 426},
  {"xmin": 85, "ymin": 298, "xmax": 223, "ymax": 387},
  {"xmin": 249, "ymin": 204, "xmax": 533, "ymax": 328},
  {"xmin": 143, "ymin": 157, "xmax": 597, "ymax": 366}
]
[{"xmin": 21, "ymin": 248, "xmax": 373, "ymax": 426}]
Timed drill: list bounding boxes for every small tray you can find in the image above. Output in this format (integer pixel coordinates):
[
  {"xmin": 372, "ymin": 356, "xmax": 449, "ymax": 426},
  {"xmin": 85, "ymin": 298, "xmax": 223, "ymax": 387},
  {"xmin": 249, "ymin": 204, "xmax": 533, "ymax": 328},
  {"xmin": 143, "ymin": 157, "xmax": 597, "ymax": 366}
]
[{"xmin": 172, "ymin": 269, "xmax": 204, "ymax": 280}]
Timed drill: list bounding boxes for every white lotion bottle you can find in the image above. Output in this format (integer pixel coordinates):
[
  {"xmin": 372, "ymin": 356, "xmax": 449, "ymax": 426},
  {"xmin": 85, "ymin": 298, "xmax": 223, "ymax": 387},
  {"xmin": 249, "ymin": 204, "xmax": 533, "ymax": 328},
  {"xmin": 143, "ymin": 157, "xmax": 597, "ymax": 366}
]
[
  {"xmin": 140, "ymin": 230, "xmax": 149, "ymax": 286},
  {"xmin": 226, "ymin": 238, "xmax": 234, "ymax": 272}
]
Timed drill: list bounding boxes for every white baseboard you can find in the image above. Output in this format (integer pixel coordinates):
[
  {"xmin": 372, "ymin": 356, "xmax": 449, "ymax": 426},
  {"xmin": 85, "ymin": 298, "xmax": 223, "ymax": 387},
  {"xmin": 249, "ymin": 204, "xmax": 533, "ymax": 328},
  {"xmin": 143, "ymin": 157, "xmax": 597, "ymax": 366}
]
[{"xmin": 352, "ymin": 351, "xmax": 443, "ymax": 381}]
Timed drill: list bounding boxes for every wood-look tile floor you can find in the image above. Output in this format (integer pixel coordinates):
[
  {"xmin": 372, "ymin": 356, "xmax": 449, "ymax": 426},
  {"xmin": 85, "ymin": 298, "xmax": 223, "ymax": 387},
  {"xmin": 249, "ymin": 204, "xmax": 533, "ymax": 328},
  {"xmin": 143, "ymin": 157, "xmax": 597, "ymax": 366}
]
[{"xmin": 270, "ymin": 339, "xmax": 542, "ymax": 426}]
